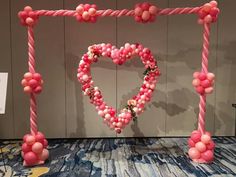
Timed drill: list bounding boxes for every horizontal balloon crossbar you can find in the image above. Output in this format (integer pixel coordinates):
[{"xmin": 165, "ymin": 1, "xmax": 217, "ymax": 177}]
[{"xmin": 18, "ymin": 1, "xmax": 219, "ymax": 166}]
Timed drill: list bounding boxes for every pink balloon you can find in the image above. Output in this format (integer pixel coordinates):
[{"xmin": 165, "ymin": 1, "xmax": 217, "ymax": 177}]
[
  {"xmin": 193, "ymin": 72, "xmax": 200, "ymax": 78},
  {"xmin": 34, "ymin": 86, "xmax": 42, "ymax": 94},
  {"xmin": 192, "ymin": 79, "xmax": 200, "ymax": 87},
  {"xmin": 115, "ymin": 128, "xmax": 121, "ymax": 134},
  {"xmin": 201, "ymin": 150, "xmax": 214, "ymax": 161},
  {"xmin": 201, "ymin": 80, "xmax": 211, "ymax": 88},
  {"xmin": 38, "ymin": 149, "xmax": 49, "ymax": 161},
  {"xmin": 32, "ymin": 142, "xmax": 43, "ymax": 154},
  {"xmin": 188, "ymin": 148, "xmax": 201, "ymax": 159},
  {"xmin": 196, "ymin": 86, "xmax": 204, "ymax": 95},
  {"xmin": 28, "ymin": 79, "xmax": 38, "ymax": 88},
  {"xmin": 195, "ymin": 142, "xmax": 207, "ymax": 152},
  {"xmin": 141, "ymin": 2, "xmax": 150, "ymax": 11},
  {"xmin": 201, "ymin": 134, "xmax": 211, "ymax": 144},
  {"xmin": 205, "ymin": 131, "xmax": 212, "ymax": 137},
  {"xmin": 197, "ymin": 19, "xmax": 204, "ymax": 25},
  {"xmin": 210, "ymin": 7, "xmax": 219, "ymax": 16},
  {"xmin": 205, "ymin": 87, "xmax": 213, "ymax": 94},
  {"xmin": 142, "ymin": 11, "xmax": 150, "ymax": 21},
  {"xmin": 33, "ymin": 73, "xmax": 42, "ymax": 81},
  {"xmin": 188, "ymin": 138, "xmax": 195, "ymax": 148},
  {"xmin": 24, "ymin": 6, "xmax": 33, "ymax": 12},
  {"xmin": 35, "ymin": 132, "xmax": 45, "ymax": 142},
  {"xmin": 210, "ymin": 1, "xmax": 218, "ymax": 7},
  {"xmin": 24, "ymin": 152, "xmax": 38, "ymax": 165},
  {"xmin": 198, "ymin": 73, "xmax": 207, "ymax": 80},
  {"xmin": 22, "ymin": 143, "xmax": 31, "ymax": 153},
  {"xmin": 26, "ymin": 135, "xmax": 36, "ymax": 145},
  {"xmin": 23, "ymin": 134, "xmax": 31, "ymax": 142},
  {"xmin": 76, "ymin": 5, "xmax": 84, "ymax": 14},
  {"xmin": 206, "ymin": 140, "xmax": 215, "ymax": 150},
  {"xmin": 43, "ymin": 139, "xmax": 48, "ymax": 148},
  {"xmin": 202, "ymin": 3, "xmax": 212, "ymax": 13},
  {"xmin": 191, "ymin": 131, "xmax": 201, "ymax": 143}
]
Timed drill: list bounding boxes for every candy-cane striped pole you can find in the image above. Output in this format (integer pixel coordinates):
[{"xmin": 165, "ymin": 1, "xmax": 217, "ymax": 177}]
[
  {"xmin": 198, "ymin": 23, "xmax": 210, "ymax": 134},
  {"xmin": 28, "ymin": 26, "xmax": 38, "ymax": 135}
]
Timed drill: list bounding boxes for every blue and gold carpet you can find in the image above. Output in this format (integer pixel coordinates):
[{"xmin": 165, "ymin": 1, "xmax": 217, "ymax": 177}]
[{"xmin": 0, "ymin": 137, "xmax": 236, "ymax": 177}]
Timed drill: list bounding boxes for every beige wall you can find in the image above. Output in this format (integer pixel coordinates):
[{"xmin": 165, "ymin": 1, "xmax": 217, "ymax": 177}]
[{"xmin": 0, "ymin": 0, "xmax": 235, "ymax": 139}]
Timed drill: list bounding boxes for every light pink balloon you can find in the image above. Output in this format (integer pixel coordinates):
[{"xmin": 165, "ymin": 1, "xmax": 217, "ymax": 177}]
[
  {"xmin": 205, "ymin": 87, "xmax": 213, "ymax": 94},
  {"xmin": 195, "ymin": 142, "xmax": 207, "ymax": 152},
  {"xmin": 24, "ymin": 72, "xmax": 33, "ymax": 80},
  {"xmin": 142, "ymin": 11, "xmax": 150, "ymax": 21},
  {"xmin": 82, "ymin": 12, "xmax": 90, "ymax": 21},
  {"xmin": 207, "ymin": 73, "xmax": 215, "ymax": 81},
  {"xmin": 204, "ymin": 15, "xmax": 212, "ymax": 23},
  {"xmin": 76, "ymin": 5, "xmax": 84, "ymax": 14},
  {"xmin": 201, "ymin": 134, "xmax": 211, "ymax": 144},
  {"xmin": 24, "ymin": 86, "xmax": 32, "ymax": 93},
  {"xmin": 134, "ymin": 7, "xmax": 143, "ymax": 16},
  {"xmin": 193, "ymin": 72, "xmax": 200, "ymax": 78},
  {"xmin": 149, "ymin": 6, "xmax": 158, "ymax": 15},
  {"xmin": 38, "ymin": 149, "xmax": 49, "ymax": 161},
  {"xmin": 88, "ymin": 8, "xmax": 96, "ymax": 16},
  {"xmin": 192, "ymin": 79, "xmax": 200, "ymax": 87},
  {"xmin": 188, "ymin": 148, "xmax": 201, "ymax": 159}
]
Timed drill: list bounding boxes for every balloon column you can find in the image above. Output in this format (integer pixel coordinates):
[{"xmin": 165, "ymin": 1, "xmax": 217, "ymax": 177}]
[{"xmin": 18, "ymin": 1, "xmax": 219, "ymax": 166}]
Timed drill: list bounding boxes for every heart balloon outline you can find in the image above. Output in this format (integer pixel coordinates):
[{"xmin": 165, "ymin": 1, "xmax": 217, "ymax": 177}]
[{"xmin": 77, "ymin": 43, "xmax": 160, "ymax": 133}]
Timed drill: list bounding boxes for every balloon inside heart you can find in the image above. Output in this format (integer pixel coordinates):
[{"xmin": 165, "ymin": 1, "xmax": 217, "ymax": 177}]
[{"xmin": 77, "ymin": 43, "xmax": 160, "ymax": 133}]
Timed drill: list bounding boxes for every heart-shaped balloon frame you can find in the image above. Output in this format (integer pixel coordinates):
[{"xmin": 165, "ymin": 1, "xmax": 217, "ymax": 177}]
[{"xmin": 77, "ymin": 43, "xmax": 160, "ymax": 133}]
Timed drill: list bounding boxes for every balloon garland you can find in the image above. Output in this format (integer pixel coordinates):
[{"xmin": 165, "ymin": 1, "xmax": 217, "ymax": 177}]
[
  {"xmin": 18, "ymin": 1, "xmax": 220, "ymax": 166},
  {"xmin": 77, "ymin": 43, "xmax": 160, "ymax": 133}
]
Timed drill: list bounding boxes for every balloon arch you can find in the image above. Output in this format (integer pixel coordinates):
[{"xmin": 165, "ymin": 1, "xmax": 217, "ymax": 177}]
[{"xmin": 18, "ymin": 1, "xmax": 220, "ymax": 166}]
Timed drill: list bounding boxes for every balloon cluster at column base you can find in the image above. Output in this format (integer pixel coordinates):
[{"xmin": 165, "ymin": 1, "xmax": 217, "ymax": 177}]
[
  {"xmin": 188, "ymin": 130, "xmax": 215, "ymax": 163},
  {"xmin": 21, "ymin": 132, "xmax": 49, "ymax": 166},
  {"xmin": 198, "ymin": 1, "xmax": 220, "ymax": 24},
  {"xmin": 134, "ymin": 3, "xmax": 158, "ymax": 23},
  {"xmin": 21, "ymin": 72, "xmax": 43, "ymax": 94},
  {"xmin": 192, "ymin": 71, "xmax": 215, "ymax": 95}
]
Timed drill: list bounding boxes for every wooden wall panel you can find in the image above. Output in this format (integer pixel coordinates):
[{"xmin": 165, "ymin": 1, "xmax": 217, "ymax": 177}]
[
  {"xmin": 11, "ymin": 0, "xmax": 65, "ymax": 138},
  {"xmin": 0, "ymin": 1, "xmax": 14, "ymax": 138},
  {"xmin": 117, "ymin": 0, "xmax": 168, "ymax": 137},
  {"xmin": 215, "ymin": 0, "xmax": 236, "ymax": 135},
  {"xmin": 65, "ymin": 0, "xmax": 117, "ymax": 137},
  {"xmin": 166, "ymin": 0, "xmax": 217, "ymax": 136}
]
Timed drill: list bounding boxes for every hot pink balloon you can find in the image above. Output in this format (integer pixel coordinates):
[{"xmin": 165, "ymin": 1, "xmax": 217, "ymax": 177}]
[
  {"xmin": 191, "ymin": 131, "xmax": 201, "ymax": 143},
  {"xmin": 24, "ymin": 152, "xmax": 38, "ymax": 165},
  {"xmin": 188, "ymin": 138, "xmax": 195, "ymax": 148},
  {"xmin": 188, "ymin": 147, "xmax": 201, "ymax": 159},
  {"xmin": 201, "ymin": 150, "xmax": 214, "ymax": 161},
  {"xmin": 22, "ymin": 143, "xmax": 31, "ymax": 153},
  {"xmin": 201, "ymin": 80, "xmax": 211, "ymax": 88},
  {"xmin": 196, "ymin": 86, "xmax": 204, "ymax": 95},
  {"xmin": 206, "ymin": 141, "xmax": 215, "ymax": 150},
  {"xmin": 198, "ymin": 73, "xmax": 207, "ymax": 81}
]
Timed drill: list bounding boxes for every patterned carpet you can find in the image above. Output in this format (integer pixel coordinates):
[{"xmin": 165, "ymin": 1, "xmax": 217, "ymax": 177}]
[{"xmin": 0, "ymin": 137, "xmax": 236, "ymax": 177}]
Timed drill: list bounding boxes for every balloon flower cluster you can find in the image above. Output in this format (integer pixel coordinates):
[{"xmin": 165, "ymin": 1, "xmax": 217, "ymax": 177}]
[
  {"xmin": 188, "ymin": 130, "xmax": 215, "ymax": 163},
  {"xmin": 18, "ymin": 6, "xmax": 39, "ymax": 26},
  {"xmin": 21, "ymin": 72, "xmax": 43, "ymax": 94},
  {"xmin": 192, "ymin": 72, "xmax": 215, "ymax": 95},
  {"xmin": 21, "ymin": 132, "xmax": 49, "ymax": 166},
  {"xmin": 76, "ymin": 4, "xmax": 97, "ymax": 23},
  {"xmin": 198, "ymin": 1, "xmax": 220, "ymax": 24},
  {"xmin": 134, "ymin": 3, "xmax": 158, "ymax": 23},
  {"xmin": 77, "ymin": 43, "xmax": 160, "ymax": 133}
]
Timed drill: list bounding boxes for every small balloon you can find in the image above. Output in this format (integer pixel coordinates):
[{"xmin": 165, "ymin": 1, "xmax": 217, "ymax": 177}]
[
  {"xmin": 25, "ymin": 135, "xmax": 35, "ymax": 145},
  {"xmin": 22, "ymin": 143, "xmax": 31, "ymax": 153},
  {"xmin": 192, "ymin": 79, "xmax": 200, "ymax": 87},
  {"xmin": 193, "ymin": 72, "xmax": 200, "ymax": 78},
  {"xmin": 205, "ymin": 87, "xmax": 213, "ymax": 94},
  {"xmin": 32, "ymin": 142, "xmax": 43, "ymax": 154},
  {"xmin": 142, "ymin": 11, "xmax": 150, "ymax": 21},
  {"xmin": 38, "ymin": 149, "xmax": 49, "ymax": 161},
  {"xmin": 201, "ymin": 150, "xmax": 214, "ymax": 161},
  {"xmin": 201, "ymin": 134, "xmax": 211, "ymax": 144}
]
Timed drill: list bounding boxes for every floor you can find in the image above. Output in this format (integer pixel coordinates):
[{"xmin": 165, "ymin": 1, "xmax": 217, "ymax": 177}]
[{"xmin": 0, "ymin": 137, "xmax": 236, "ymax": 177}]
